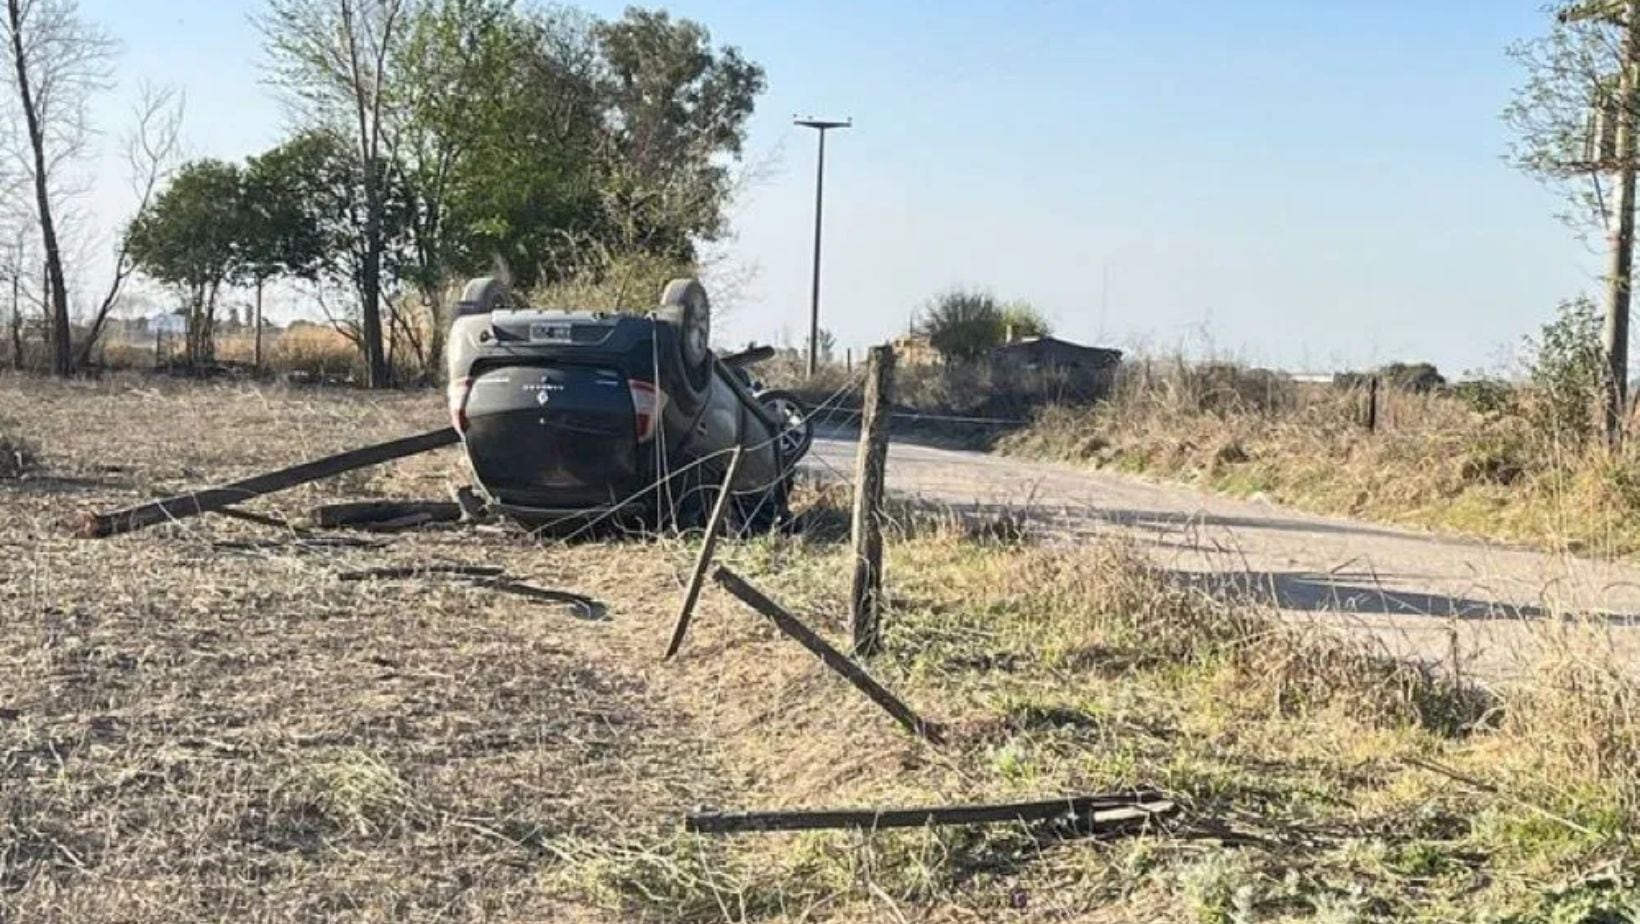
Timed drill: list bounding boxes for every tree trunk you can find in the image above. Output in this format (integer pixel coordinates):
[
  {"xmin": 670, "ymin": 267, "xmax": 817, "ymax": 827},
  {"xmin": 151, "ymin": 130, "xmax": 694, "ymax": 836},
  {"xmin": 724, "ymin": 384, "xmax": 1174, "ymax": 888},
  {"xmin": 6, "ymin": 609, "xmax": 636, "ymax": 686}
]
[
  {"xmin": 1606, "ymin": 0, "xmax": 1640, "ymax": 448},
  {"xmin": 253, "ymin": 279, "xmax": 264, "ymax": 373},
  {"xmin": 202, "ymin": 281, "xmax": 219, "ymax": 366},
  {"xmin": 360, "ymin": 161, "xmax": 388, "ymax": 388},
  {"xmin": 7, "ymin": 0, "xmax": 71, "ymax": 378},
  {"xmin": 8, "ymin": 266, "xmax": 20, "ymax": 370}
]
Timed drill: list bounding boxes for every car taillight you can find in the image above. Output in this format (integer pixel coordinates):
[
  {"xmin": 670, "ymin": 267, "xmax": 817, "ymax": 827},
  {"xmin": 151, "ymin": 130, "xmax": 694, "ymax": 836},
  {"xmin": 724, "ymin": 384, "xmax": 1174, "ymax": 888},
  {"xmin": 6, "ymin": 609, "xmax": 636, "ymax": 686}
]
[
  {"xmin": 629, "ymin": 379, "xmax": 661, "ymax": 442},
  {"xmin": 447, "ymin": 376, "xmax": 473, "ymax": 432}
]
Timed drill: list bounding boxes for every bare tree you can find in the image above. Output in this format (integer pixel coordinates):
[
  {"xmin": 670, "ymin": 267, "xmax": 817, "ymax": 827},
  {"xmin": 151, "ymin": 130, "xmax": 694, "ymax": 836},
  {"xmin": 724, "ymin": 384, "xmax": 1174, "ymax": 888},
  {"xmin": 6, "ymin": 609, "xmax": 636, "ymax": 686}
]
[
  {"xmin": 73, "ymin": 83, "xmax": 182, "ymax": 367},
  {"xmin": 1, "ymin": 0, "xmax": 113, "ymax": 377},
  {"xmin": 259, "ymin": 0, "xmax": 412, "ymax": 388},
  {"xmin": 0, "ymin": 227, "xmax": 29, "ymax": 368}
]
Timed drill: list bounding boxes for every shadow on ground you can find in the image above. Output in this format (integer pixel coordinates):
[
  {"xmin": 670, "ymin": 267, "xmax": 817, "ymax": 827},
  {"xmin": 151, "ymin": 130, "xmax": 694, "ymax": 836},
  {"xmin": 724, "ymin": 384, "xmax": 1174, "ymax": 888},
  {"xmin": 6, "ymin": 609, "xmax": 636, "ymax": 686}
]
[{"xmin": 1166, "ymin": 569, "xmax": 1640, "ymax": 625}]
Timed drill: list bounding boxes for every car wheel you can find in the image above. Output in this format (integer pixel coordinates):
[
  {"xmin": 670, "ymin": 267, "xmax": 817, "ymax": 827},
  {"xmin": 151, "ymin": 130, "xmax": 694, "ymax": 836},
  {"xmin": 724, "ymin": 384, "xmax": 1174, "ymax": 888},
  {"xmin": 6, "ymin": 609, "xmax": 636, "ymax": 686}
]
[
  {"xmin": 457, "ymin": 276, "xmax": 512, "ymax": 317},
  {"xmin": 655, "ymin": 279, "xmax": 713, "ymax": 412},
  {"xmin": 757, "ymin": 388, "xmax": 813, "ymax": 463}
]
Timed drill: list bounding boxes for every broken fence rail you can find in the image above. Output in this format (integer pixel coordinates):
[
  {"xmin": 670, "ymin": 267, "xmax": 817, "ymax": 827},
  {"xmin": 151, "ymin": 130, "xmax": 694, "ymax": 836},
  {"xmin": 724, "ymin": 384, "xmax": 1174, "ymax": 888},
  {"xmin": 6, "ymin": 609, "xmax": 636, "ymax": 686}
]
[
  {"xmin": 712, "ymin": 565, "xmax": 944, "ymax": 744},
  {"xmin": 687, "ymin": 791, "xmax": 1175, "ymax": 834},
  {"xmin": 80, "ymin": 427, "xmax": 459, "ymax": 539},
  {"xmin": 312, "ymin": 500, "xmax": 463, "ymax": 530}
]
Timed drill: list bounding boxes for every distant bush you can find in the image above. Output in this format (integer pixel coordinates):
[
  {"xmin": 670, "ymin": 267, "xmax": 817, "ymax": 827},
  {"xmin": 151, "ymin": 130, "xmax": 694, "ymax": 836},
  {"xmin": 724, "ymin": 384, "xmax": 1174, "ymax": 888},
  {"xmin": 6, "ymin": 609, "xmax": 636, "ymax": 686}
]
[
  {"xmin": 1334, "ymin": 362, "xmax": 1445, "ymax": 393},
  {"xmin": 1452, "ymin": 377, "xmax": 1515, "ymax": 417}
]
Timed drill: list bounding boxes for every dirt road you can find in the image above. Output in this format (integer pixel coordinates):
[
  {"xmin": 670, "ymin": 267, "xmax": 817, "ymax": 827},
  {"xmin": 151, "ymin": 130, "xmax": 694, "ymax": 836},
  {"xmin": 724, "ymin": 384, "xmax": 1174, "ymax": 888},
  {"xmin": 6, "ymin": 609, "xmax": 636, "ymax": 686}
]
[{"xmin": 807, "ymin": 434, "xmax": 1640, "ymax": 678}]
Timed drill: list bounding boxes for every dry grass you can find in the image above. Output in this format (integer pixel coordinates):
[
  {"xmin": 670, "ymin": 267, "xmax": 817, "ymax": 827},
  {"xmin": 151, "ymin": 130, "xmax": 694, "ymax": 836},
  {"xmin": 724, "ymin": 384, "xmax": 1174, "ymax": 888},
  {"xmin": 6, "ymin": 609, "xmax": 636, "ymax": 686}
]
[
  {"xmin": 1002, "ymin": 360, "xmax": 1640, "ymax": 556},
  {"xmin": 0, "ymin": 415, "xmax": 35, "ymax": 479},
  {"xmin": 2, "ymin": 373, "xmax": 1638, "ymax": 921}
]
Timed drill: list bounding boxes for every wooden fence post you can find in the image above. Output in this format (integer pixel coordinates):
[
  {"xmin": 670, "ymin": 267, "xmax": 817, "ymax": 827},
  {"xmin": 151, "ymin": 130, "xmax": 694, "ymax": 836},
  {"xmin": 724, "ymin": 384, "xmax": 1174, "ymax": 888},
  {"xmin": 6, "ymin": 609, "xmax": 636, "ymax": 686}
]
[
  {"xmin": 1366, "ymin": 376, "xmax": 1379, "ymax": 433},
  {"xmin": 850, "ymin": 344, "xmax": 895, "ymax": 656}
]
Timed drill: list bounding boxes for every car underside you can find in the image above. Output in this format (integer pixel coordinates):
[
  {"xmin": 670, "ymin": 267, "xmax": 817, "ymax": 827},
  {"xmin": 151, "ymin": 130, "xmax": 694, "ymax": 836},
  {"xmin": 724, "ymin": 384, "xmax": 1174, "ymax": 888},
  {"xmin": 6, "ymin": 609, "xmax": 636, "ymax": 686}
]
[{"xmin": 444, "ymin": 277, "xmax": 811, "ymax": 533}]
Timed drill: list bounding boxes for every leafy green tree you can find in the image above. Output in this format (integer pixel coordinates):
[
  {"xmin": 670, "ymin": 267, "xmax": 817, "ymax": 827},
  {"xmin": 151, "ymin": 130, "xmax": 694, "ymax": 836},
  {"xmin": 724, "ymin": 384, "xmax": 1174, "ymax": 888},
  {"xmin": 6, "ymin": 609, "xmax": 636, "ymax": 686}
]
[
  {"xmin": 590, "ymin": 7, "xmax": 765, "ymax": 260},
  {"xmin": 248, "ymin": 0, "xmax": 765, "ymax": 383},
  {"xmin": 1506, "ymin": 6, "xmax": 1628, "ymax": 235},
  {"xmin": 126, "ymin": 159, "xmax": 246, "ymax": 367},
  {"xmin": 394, "ymin": 0, "xmax": 603, "ymax": 373},
  {"xmin": 239, "ymin": 139, "xmax": 332, "ymax": 369},
  {"xmin": 247, "ymin": 130, "xmax": 413, "ymax": 347},
  {"xmin": 1507, "ymin": 4, "xmax": 1634, "ymax": 444},
  {"xmin": 919, "ymin": 290, "xmax": 1006, "ymax": 363}
]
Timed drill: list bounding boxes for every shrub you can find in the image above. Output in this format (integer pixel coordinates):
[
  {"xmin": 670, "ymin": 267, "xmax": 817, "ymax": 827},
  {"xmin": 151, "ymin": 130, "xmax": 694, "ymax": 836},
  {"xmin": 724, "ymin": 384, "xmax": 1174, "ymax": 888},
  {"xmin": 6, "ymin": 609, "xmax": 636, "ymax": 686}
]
[
  {"xmin": 1334, "ymin": 362, "xmax": 1445, "ymax": 393},
  {"xmin": 917, "ymin": 290, "xmax": 1005, "ymax": 363},
  {"xmin": 1453, "ymin": 376, "xmax": 1515, "ymax": 416},
  {"xmin": 1378, "ymin": 361, "xmax": 1446, "ymax": 392},
  {"xmin": 0, "ymin": 418, "xmax": 37, "ymax": 479},
  {"xmin": 1525, "ymin": 297, "xmax": 1604, "ymax": 446}
]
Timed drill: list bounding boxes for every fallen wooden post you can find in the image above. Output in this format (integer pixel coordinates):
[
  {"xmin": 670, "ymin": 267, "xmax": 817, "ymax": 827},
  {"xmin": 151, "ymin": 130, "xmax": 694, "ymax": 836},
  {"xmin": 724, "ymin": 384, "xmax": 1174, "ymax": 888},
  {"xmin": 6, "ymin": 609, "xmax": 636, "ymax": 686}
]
[
  {"xmin": 80, "ymin": 427, "xmax": 459, "ymax": 539},
  {"xmin": 476, "ymin": 578, "xmax": 602, "ymax": 620},
  {"xmin": 214, "ymin": 506, "xmax": 295, "ymax": 530},
  {"xmin": 664, "ymin": 446, "xmax": 744, "ymax": 660},
  {"xmin": 711, "ymin": 566, "xmax": 943, "ymax": 744},
  {"xmin": 686, "ymin": 790, "xmax": 1175, "ymax": 834},
  {"xmin": 333, "ymin": 564, "xmax": 601, "ymax": 618},
  {"xmin": 312, "ymin": 500, "xmax": 462, "ymax": 530},
  {"xmin": 336, "ymin": 564, "xmax": 505, "ymax": 582}
]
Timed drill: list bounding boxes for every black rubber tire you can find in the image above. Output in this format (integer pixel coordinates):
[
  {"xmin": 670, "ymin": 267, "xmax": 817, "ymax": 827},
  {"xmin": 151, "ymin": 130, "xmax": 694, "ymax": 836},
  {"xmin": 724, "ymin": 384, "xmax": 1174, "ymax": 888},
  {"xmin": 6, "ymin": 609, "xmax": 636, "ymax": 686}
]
[
  {"xmin": 654, "ymin": 279, "xmax": 712, "ymax": 413},
  {"xmin": 456, "ymin": 276, "xmax": 512, "ymax": 317},
  {"xmin": 756, "ymin": 388, "xmax": 814, "ymax": 463}
]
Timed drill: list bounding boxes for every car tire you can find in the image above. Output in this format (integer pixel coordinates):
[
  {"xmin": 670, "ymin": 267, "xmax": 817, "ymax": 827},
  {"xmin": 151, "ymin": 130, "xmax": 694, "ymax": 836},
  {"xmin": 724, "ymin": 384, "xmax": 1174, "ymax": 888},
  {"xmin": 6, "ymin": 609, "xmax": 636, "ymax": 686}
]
[
  {"xmin": 756, "ymin": 388, "xmax": 814, "ymax": 463},
  {"xmin": 654, "ymin": 278, "xmax": 712, "ymax": 414},
  {"xmin": 457, "ymin": 276, "xmax": 512, "ymax": 317}
]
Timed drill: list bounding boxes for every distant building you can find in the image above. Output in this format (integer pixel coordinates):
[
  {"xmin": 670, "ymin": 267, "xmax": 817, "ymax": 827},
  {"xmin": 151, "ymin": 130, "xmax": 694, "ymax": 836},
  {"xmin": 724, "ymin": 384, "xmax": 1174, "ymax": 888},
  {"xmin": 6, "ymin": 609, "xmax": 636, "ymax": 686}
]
[
  {"xmin": 989, "ymin": 335, "xmax": 1122, "ymax": 374},
  {"xmin": 146, "ymin": 312, "xmax": 186, "ymax": 336}
]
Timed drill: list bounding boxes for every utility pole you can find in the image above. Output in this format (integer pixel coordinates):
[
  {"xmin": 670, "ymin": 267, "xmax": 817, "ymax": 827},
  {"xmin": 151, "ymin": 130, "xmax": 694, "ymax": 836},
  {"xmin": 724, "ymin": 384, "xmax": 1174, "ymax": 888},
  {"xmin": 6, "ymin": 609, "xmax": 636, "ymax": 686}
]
[
  {"xmin": 1607, "ymin": 0, "xmax": 1640, "ymax": 445},
  {"xmin": 1566, "ymin": 0, "xmax": 1640, "ymax": 445},
  {"xmin": 795, "ymin": 116, "xmax": 850, "ymax": 379}
]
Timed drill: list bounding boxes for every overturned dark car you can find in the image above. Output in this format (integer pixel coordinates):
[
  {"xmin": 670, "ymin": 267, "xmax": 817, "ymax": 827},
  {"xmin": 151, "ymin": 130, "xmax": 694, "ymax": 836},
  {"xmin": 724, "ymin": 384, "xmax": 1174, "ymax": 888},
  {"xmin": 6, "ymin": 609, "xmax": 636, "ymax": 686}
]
[{"xmin": 445, "ymin": 277, "xmax": 812, "ymax": 532}]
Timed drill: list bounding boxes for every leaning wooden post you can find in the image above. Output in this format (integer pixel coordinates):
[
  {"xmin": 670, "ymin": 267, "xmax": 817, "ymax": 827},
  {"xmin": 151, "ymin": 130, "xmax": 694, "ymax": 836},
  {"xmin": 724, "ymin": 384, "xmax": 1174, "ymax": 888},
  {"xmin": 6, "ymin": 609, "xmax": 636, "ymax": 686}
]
[
  {"xmin": 1366, "ymin": 375, "xmax": 1379, "ymax": 433},
  {"xmin": 663, "ymin": 445, "xmax": 744, "ymax": 660},
  {"xmin": 850, "ymin": 344, "xmax": 895, "ymax": 656}
]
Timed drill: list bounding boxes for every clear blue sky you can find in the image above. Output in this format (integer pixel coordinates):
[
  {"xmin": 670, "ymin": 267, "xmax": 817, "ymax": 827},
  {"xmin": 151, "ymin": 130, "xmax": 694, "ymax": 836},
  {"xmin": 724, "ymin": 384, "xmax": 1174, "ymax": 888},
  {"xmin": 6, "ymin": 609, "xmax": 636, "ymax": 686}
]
[{"xmin": 81, "ymin": 0, "xmax": 1597, "ymax": 375}]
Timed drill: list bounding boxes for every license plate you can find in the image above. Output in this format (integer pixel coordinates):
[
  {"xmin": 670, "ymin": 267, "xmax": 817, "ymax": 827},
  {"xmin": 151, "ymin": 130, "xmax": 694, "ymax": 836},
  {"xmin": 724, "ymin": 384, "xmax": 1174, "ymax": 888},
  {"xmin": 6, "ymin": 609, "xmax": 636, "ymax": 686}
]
[{"xmin": 529, "ymin": 322, "xmax": 573, "ymax": 343}]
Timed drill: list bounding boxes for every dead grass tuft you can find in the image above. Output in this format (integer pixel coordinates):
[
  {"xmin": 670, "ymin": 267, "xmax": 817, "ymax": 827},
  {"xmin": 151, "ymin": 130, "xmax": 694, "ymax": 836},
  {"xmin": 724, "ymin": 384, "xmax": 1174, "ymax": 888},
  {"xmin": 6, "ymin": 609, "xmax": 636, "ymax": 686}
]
[{"xmin": 0, "ymin": 415, "xmax": 37, "ymax": 479}]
